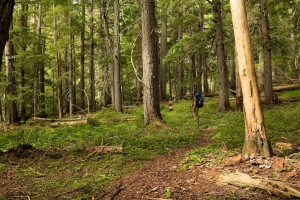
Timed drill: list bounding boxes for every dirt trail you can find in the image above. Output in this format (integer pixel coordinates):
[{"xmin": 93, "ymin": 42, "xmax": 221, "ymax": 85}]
[{"xmin": 97, "ymin": 133, "xmax": 280, "ymax": 200}]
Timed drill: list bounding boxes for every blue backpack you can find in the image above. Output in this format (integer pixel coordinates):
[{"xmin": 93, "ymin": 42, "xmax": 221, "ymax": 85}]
[{"xmin": 195, "ymin": 93, "xmax": 204, "ymax": 108}]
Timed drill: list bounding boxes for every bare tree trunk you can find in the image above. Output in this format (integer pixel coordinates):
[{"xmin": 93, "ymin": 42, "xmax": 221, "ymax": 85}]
[
  {"xmin": 230, "ymin": 0, "xmax": 272, "ymax": 157},
  {"xmin": 69, "ymin": 14, "xmax": 74, "ymax": 117},
  {"xmin": 114, "ymin": 0, "xmax": 123, "ymax": 112},
  {"xmin": 160, "ymin": 16, "xmax": 167, "ymax": 101},
  {"xmin": 260, "ymin": 0, "xmax": 273, "ymax": 104},
  {"xmin": 176, "ymin": 21, "xmax": 184, "ymax": 99},
  {"xmin": 101, "ymin": 0, "xmax": 113, "ymax": 107},
  {"xmin": 89, "ymin": 0, "xmax": 95, "ymax": 112},
  {"xmin": 191, "ymin": 55, "xmax": 196, "ymax": 92},
  {"xmin": 141, "ymin": 0, "xmax": 162, "ymax": 125},
  {"xmin": 5, "ymin": 24, "xmax": 19, "ymax": 125},
  {"xmin": 213, "ymin": 0, "xmax": 230, "ymax": 111},
  {"xmin": 37, "ymin": 0, "xmax": 45, "ymax": 115},
  {"xmin": 53, "ymin": 4, "xmax": 63, "ymax": 119},
  {"xmin": 80, "ymin": 0, "xmax": 85, "ymax": 110}
]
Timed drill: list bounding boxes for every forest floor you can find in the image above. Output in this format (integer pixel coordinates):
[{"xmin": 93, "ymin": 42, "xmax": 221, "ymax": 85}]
[
  {"xmin": 98, "ymin": 131, "xmax": 300, "ymax": 200},
  {"xmin": 0, "ymin": 90, "xmax": 300, "ymax": 199}
]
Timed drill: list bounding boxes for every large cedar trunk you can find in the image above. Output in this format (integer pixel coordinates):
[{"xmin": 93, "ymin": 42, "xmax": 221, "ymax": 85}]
[
  {"xmin": 114, "ymin": 0, "xmax": 123, "ymax": 112},
  {"xmin": 213, "ymin": 0, "xmax": 231, "ymax": 111},
  {"xmin": 5, "ymin": 24, "xmax": 19, "ymax": 125},
  {"xmin": 101, "ymin": 0, "xmax": 111, "ymax": 107},
  {"xmin": 260, "ymin": 0, "xmax": 274, "ymax": 104},
  {"xmin": 141, "ymin": 0, "xmax": 162, "ymax": 125},
  {"xmin": 160, "ymin": 17, "xmax": 167, "ymax": 101},
  {"xmin": 230, "ymin": 0, "xmax": 272, "ymax": 157},
  {"xmin": 0, "ymin": 0, "xmax": 14, "ymax": 70}
]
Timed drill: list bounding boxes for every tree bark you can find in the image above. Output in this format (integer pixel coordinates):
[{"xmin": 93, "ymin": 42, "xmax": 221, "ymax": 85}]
[
  {"xmin": 37, "ymin": 0, "xmax": 45, "ymax": 115},
  {"xmin": 160, "ymin": 16, "xmax": 167, "ymax": 101},
  {"xmin": 69, "ymin": 13, "xmax": 74, "ymax": 117},
  {"xmin": 5, "ymin": 24, "xmax": 19, "ymax": 125},
  {"xmin": 114, "ymin": 0, "xmax": 123, "ymax": 112},
  {"xmin": 230, "ymin": 0, "xmax": 272, "ymax": 157},
  {"xmin": 213, "ymin": 0, "xmax": 231, "ymax": 112},
  {"xmin": 0, "ymin": 0, "xmax": 14, "ymax": 70},
  {"xmin": 235, "ymin": 50, "xmax": 243, "ymax": 112},
  {"xmin": 20, "ymin": 2, "xmax": 28, "ymax": 117},
  {"xmin": 176, "ymin": 20, "xmax": 184, "ymax": 99},
  {"xmin": 80, "ymin": 0, "xmax": 85, "ymax": 110},
  {"xmin": 89, "ymin": 0, "xmax": 95, "ymax": 112},
  {"xmin": 53, "ymin": 4, "xmax": 63, "ymax": 119},
  {"xmin": 141, "ymin": 0, "xmax": 163, "ymax": 125},
  {"xmin": 260, "ymin": 0, "xmax": 274, "ymax": 104},
  {"xmin": 100, "ymin": 0, "xmax": 111, "ymax": 107}
]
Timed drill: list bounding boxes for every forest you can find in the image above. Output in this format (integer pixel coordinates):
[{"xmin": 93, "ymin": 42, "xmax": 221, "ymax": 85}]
[{"xmin": 0, "ymin": 0, "xmax": 300, "ymax": 199}]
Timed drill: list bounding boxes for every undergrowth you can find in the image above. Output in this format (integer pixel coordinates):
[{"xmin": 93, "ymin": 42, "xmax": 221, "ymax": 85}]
[{"xmin": 0, "ymin": 90, "xmax": 299, "ymax": 199}]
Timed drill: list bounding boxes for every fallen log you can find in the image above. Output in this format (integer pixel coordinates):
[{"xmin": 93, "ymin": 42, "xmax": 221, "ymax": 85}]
[
  {"xmin": 32, "ymin": 117, "xmax": 87, "ymax": 122},
  {"xmin": 218, "ymin": 172, "xmax": 300, "ymax": 199},
  {"xmin": 50, "ymin": 119, "xmax": 87, "ymax": 127},
  {"xmin": 273, "ymin": 84, "xmax": 300, "ymax": 92}
]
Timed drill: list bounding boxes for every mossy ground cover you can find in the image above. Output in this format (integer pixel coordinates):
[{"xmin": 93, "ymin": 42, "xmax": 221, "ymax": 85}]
[{"xmin": 0, "ymin": 90, "xmax": 299, "ymax": 199}]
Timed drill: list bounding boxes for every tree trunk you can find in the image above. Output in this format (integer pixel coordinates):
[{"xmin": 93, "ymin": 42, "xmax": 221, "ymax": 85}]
[
  {"xmin": 37, "ymin": 0, "xmax": 45, "ymax": 115},
  {"xmin": 114, "ymin": 0, "xmax": 123, "ymax": 112},
  {"xmin": 260, "ymin": 0, "xmax": 274, "ymax": 104},
  {"xmin": 20, "ymin": 2, "xmax": 28, "ymax": 117},
  {"xmin": 0, "ymin": 0, "xmax": 14, "ymax": 70},
  {"xmin": 141, "ymin": 0, "xmax": 162, "ymax": 125},
  {"xmin": 101, "ymin": 0, "xmax": 113, "ymax": 107},
  {"xmin": 160, "ymin": 17, "xmax": 167, "ymax": 101},
  {"xmin": 80, "ymin": 0, "xmax": 85, "ymax": 110},
  {"xmin": 69, "ymin": 13, "xmax": 74, "ymax": 117},
  {"xmin": 235, "ymin": 50, "xmax": 243, "ymax": 112},
  {"xmin": 290, "ymin": 16, "xmax": 299, "ymax": 80},
  {"xmin": 89, "ymin": 0, "xmax": 95, "ymax": 112},
  {"xmin": 53, "ymin": 5, "xmax": 63, "ymax": 119},
  {"xmin": 176, "ymin": 21, "xmax": 184, "ymax": 99},
  {"xmin": 213, "ymin": 0, "xmax": 231, "ymax": 112},
  {"xmin": 5, "ymin": 24, "xmax": 19, "ymax": 125},
  {"xmin": 203, "ymin": 57, "xmax": 209, "ymax": 93},
  {"xmin": 230, "ymin": 0, "xmax": 272, "ymax": 157}
]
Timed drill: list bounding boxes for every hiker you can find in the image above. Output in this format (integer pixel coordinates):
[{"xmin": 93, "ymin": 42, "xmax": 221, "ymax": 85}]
[{"xmin": 193, "ymin": 92, "xmax": 204, "ymax": 125}]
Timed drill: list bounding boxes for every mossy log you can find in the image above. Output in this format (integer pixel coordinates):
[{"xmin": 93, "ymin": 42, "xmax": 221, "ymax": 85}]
[
  {"xmin": 218, "ymin": 172, "xmax": 300, "ymax": 198},
  {"xmin": 50, "ymin": 119, "xmax": 87, "ymax": 127}
]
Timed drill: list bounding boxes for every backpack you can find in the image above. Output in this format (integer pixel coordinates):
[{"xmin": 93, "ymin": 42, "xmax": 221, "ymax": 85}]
[{"xmin": 195, "ymin": 93, "xmax": 204, "ymax": 108}]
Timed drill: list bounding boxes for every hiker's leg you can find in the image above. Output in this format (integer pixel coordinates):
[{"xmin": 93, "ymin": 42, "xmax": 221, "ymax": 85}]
[{"xmin": 193, "ymin": 108, "xmax": 199, "ymax": 125}]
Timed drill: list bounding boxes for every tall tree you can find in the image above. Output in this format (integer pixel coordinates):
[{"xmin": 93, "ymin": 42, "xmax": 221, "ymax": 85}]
[
  {"xmin": 230, "ymin": 0, "xmax": 272, "ymax": 157},
  {"xmin": 0, "ymin": 0, "xmax": 15, "ymax": 69},
  {"xmin": 114, "ymin": 0, "xmax": 123, "ymax": 112},
  {"xmin": 5, "ymin": 23, "xmax": 19, "ymax": 124},
  {"xmin": 260, "ymin": 0, "xmax": 274, "ymax": 104},
  {"xmin": 89, "ymin": 0, "xmax": 95, "ymax": 112},
  {"xmin": 20, "ymin": 1, "xmax": 28, "ymax": 116},
  {"xmin": 160, "ymin": 13, "xmax": 167, "ymax": 101},
  {"xmin": 80, "ymin": 0, "xmax": 85, "ymax": 110},
  {"xmin": 53, "ymin": 2, "xmax": 63, "ymax": 119},
  {"xmin": 212, "ymin": 0, "xmax": 231, "ymax": 111},
  {"xmin": 141, "ymin": 0, "xmax": 162, "ymax": 125},
  {"xmin": 101, "ymin": 0, "xmax": 111, "ymax": 107}
]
